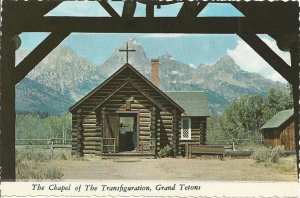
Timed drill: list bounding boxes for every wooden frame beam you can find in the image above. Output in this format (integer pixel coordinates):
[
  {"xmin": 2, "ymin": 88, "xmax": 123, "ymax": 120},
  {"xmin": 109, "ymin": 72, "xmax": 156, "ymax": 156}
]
[
  {"xmin": 14, "ymin": 32, "xmax": 70, "ymax": 84},
  {"xmin": 20, "ymin": 17, "xmax": 297, "ymax": 34},
  {"xmin": 290, "ymin": 43, "xmax": 300, "ymax": 180},
  {"xmin": 178, "ymin": 2, "xmax": 208, "ymax": 18},
  {"xmin": 237, "ymin": 33, "xmax": 295, "ymax": 84},
  {"xmin": 122, "ymin": 0, "xmax": 136, "ymax": 18},
  {"xmin": 146, "ymin": 3, "xmax": 154, "ymax": 18},
  {"xmin": 0, "ymin": 36, "xmax": 16, "ymax": 181},
  {"xmin": 5, "ymin": 1, "xmax": 61, "ymax": 35},
  {"xmin": 97, "ymin": 0, "xmax": 120, "ymax": 18},
  {"xmin": 231, "ymin": 2, "xmax": 299, "ymax": 52}
]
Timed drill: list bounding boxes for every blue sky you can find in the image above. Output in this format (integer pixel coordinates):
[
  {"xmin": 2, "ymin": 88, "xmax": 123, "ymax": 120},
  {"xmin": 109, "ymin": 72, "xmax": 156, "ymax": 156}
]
[
  {"xmin": 20, "ymin": 33, "xmax": 238, "ymax": 66},
  {"xmin": 18, "ymin": 1, "xmax": 290, "ymax": 83}
]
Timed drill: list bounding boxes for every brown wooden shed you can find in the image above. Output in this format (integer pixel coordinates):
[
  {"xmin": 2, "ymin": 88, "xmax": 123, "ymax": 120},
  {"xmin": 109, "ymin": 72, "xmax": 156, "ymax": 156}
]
[
  {"xmin": 69, "ymin": 62, "xmax": 209, "ymax": 157},
  {"xmin": 261, "ymin": 109, "xmax": 295, "ymax": 150}
]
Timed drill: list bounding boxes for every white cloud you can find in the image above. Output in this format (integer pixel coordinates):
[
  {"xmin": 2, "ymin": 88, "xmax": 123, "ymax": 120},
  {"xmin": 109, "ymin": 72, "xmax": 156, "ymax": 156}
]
[
  {"xmin": 227, "ymin": 37, "xmax": 291, "ymax": 83},
  {"xmin": 189, "ymin": 63, "xmax": 197, "ymax": 68}
]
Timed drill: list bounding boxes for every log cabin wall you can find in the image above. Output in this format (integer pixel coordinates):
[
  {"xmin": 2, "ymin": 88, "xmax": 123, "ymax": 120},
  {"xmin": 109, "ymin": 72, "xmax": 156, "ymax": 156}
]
[
  {"xmin": 263, "ymin": 129, "xmax": 281, "ymax": 148},
  {"xmin": 179, "ymin": 116, "xmax": 208, "ymax": 155},
  {"xmin": 278, "ymin": 117, "xmax": 295, "ymax": 150},
  {"xmin": 70, "ymin": 65, "xmax": 182, "ymax": 155},
  {"xmin": 192, "ymin": 117, "xmax": 207, "ymax": 145},
  {"xmin": 263, "ymin": 117, "xmax": 295, "ymax": 150},
  {"xmin": 279, "ymin": 119, "xmax": 295, "ymax": 150},
  {"xmin": 100, "ymin": 83, "xmax": 154, "ymax": 153}
]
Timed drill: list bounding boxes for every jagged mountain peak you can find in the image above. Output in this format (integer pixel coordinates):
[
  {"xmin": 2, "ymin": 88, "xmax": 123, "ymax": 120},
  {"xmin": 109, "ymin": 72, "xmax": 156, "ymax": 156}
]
[
  {"xmin": 50, "ymin": 45, "xmax": 79, "ymax": 62},
  {"xmin": 100, "ymin": 38, "xmax": 149, "ymax": 76},
  {"xmin": 119, "ymin": 38, "xmax": 142, "ymax": 49},
  {"xmin": 213, "ymin": 54, "xmax": 241, "ymax": 71},
  {"xmin": 159, "ymin": 53, "xmax": 175, "ymax": 60},
  {"xmin": 127, "ymin": 38, "xmax": 140, "ymax": 45},
  {"xmin": 16, "ymin": 40, "xmax": 285, "ymax": 115},
  {"xmin": 117, "ymin": 38, "xmax": 145, "ymax": 54}
]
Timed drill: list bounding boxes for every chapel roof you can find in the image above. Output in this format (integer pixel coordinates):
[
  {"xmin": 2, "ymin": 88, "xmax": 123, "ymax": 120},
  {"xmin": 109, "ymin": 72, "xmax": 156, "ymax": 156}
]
[{"xmin": 165, "ymin": 91, "xmax": 210, "ymax": 117}]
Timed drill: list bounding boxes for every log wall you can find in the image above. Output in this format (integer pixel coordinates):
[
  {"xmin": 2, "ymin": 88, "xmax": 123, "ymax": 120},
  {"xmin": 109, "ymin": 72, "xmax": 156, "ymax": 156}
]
[
  {"xmin": 71, "ymin": 66, "xmax": 180, "ymax": 155},
  {"xmin": 179, "ymin": 116, "xmax": 208, "ymax": 156},
  {"xmin": 263, "ymin": 118, "xmax": 295, "ymax": 150}
]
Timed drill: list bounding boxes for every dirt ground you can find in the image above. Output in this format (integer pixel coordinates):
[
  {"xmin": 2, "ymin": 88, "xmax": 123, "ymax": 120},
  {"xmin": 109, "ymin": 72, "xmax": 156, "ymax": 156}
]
[{"xmin": 50, "ymin": 155, "xmax": 297, "ymax": 181}]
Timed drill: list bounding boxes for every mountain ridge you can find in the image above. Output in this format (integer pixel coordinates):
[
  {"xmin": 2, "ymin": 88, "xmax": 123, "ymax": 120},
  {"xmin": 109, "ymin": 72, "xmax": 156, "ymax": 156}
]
[{"xmin": 16, "ymin": 38, "xmax": 285, "ymax": 115}]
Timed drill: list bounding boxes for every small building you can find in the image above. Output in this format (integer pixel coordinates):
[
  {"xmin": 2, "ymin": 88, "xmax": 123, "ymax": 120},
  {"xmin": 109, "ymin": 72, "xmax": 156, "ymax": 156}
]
[
  {"xmin": 69, "ymin": 60, "xmax": 210, "ymax": 157},
  {"xmin": 261, "ymin": 109, "xmax": 295, "ymax": 150}
]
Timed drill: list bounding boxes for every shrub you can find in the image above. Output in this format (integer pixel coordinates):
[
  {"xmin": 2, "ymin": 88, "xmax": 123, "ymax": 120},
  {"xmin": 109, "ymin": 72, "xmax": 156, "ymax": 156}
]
[
  {"xmin": 16, "ymin": 148, "xmax": 64, "ymax": 180},
  {"xmin": 251, "ymin": 146, "xmax": 285, "ymax": 165},
  {"xmin": 44, "ymin": 166, "xmax": 64, "ymax": 180},
  {"xmin": 270, "ymin": 146, "xmax": 285, "ymax": 163},
  {"xmin": 158, "ymin": 145, "xmax": 172, "ymax": 158},
  {"xmin": 251, "ymin": 147, "xmax": 270, "ymax": 163}
]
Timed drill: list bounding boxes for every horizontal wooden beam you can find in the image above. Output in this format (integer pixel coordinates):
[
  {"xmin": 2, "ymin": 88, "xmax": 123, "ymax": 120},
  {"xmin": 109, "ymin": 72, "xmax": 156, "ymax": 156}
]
[
  {"xmin": 14, "ymin": 32, "xmax": 70, "ymax": 84},
  {"xmin": 238, "ymin": 33, "xmax": 295, "ymax": 84},
  {"xmin": 3, "ymin": 1, "xmax": 61, "ymax": 36},
  {"xmin": 19, "ymin": 17, "xmax": 297, "ymax": 34}
]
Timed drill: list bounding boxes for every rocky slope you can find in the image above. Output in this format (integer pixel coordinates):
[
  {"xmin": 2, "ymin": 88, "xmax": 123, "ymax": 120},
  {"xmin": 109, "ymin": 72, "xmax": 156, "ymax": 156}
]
[{"xmin": 16, "ymin": 38, "xmax": 284, "ymax": 115}]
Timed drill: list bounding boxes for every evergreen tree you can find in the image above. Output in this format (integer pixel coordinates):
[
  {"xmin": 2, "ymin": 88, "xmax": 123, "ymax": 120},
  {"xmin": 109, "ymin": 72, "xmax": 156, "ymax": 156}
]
[{"xmin": 207, "ymin": 84, "xmax": 293, "ymax": 142}]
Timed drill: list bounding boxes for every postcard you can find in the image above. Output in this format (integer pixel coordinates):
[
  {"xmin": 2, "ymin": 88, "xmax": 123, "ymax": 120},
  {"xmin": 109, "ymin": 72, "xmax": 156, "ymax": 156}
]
[{"xmin": 0, "ymin": 0, "xmax": 299, "ymax": 197}]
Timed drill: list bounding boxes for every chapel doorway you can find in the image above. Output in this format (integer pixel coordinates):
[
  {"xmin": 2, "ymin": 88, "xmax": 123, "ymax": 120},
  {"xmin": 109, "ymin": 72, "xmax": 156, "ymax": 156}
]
[{"xmin": 118, "ymin": 113, "xmax": 138, "ymax": 152}]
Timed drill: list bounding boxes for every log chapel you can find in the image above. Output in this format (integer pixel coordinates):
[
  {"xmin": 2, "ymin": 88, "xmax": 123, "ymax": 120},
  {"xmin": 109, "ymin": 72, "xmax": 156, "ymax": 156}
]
[{"xmin": 69, "ymin": 58, "xmax": 210, "ymax": 157}]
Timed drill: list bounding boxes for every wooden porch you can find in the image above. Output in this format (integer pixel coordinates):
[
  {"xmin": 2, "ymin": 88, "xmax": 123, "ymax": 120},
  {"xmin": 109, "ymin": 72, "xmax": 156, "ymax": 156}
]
[{"xmin": 101, "ymin": 137, "xmax": 156, "ymax": 159}]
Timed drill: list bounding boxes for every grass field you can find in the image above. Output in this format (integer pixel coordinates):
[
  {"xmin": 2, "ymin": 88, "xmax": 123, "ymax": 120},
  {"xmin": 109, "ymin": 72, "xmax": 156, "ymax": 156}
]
[
  {"xmin": 48, "ymin": 155, "xmax": 297, "ymax": 181},
  {"xmin": 16, "ymin": 146, "xmax": 297, "ymax": 181}
]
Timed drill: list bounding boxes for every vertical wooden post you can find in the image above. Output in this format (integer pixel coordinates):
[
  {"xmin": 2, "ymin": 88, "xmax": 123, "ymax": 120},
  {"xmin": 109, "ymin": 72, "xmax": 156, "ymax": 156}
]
[
  {"xmin": 172, "ymin": 109, "xmax": 178, "ymax": 157},
  {"xmin": 156, "ymin": 114, "xmax": 161, "ymax": 157},
  {"xmin": 178, "ymin": 116, "xmax": 182, "ymax": 156},
  {"xmin": 113, "ymin": 138, "xmax": 116, "ymax": 154},
  {"xmin": 76, "ymin": 109, "xmax": 83, "ymax": 156},
  {"xmin": 185, "ymin": 143, "xmax": 189, "ymax": 158},
  {"xmin": 100, "ymin": 107, "xmax": 105, "ymax": 155},
  {"xmin": 150, "ymin": 107, "xmax": 156, "ymax": 155},
  {"xmin": 290, "ymin": 43, "xmax": 300, "ymax": 181},
  {"xmin": 150, "ymin": 107, "xmax": 156, "ymax": 138},
  {"xmin": 95, "ymin": 110, "xmax": 102, "ymax": 156},
  {"xmin": 51, "ymin": 139, "xmax": 54, "ymax": 158},
  {"xmin": 71, "ymin": 114, "xmax": 77, "ymax": 155},
  {"xmin": 0, "ymin": 34, "xmax": 16, "ymax": 180},
  {"xmin": 200, "ymin": 120, "xmax": 207, "ymax": 145}
]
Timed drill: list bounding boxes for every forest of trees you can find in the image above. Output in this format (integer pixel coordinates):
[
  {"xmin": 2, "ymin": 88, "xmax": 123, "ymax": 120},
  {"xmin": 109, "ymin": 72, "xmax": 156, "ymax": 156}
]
[
  {"xmin": 207, "ymin": 85, "xmax": 293, "ymax": 142},
  {"xmin": 16, "ymin": 112, "xmax": 71, "ymax": 141}
]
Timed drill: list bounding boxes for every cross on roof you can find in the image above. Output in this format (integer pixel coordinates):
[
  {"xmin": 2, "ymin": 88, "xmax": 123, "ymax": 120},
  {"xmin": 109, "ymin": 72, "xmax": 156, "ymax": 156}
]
[{"xmin": 119, "ymin": 42, "xmax": 136, "ymax": 63}]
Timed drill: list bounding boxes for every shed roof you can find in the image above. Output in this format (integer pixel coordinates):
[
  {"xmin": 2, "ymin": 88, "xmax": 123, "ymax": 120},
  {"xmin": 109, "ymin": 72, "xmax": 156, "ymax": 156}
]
[
  {"xmin": 165, "ymin": 91, "xmax": 210, "ymax": 117},
  {"xmin": 261, "ymin": 109, "xmax": 294, "ymax": 129}
]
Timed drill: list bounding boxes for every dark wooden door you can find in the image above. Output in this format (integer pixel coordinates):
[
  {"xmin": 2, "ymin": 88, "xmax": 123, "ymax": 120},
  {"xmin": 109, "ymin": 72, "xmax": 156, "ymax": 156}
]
[{"xmin": 103, "ymin": 112, "xmax": 119, "ymax": 152}]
